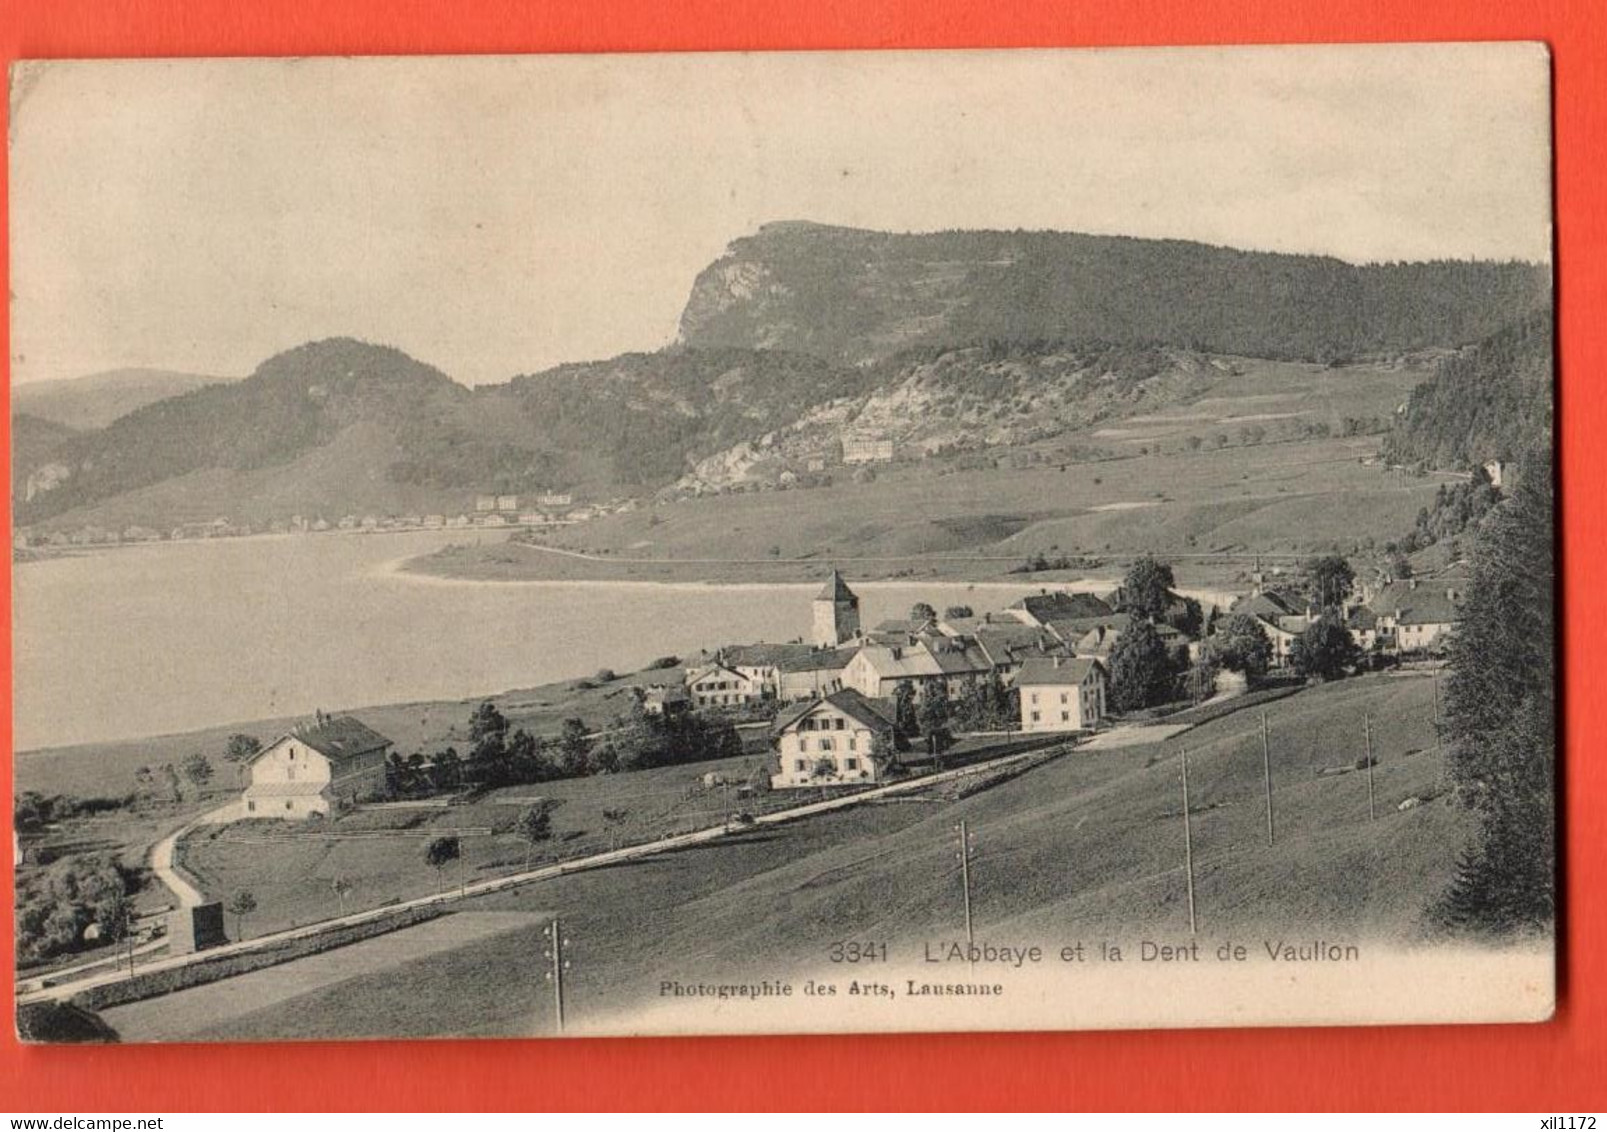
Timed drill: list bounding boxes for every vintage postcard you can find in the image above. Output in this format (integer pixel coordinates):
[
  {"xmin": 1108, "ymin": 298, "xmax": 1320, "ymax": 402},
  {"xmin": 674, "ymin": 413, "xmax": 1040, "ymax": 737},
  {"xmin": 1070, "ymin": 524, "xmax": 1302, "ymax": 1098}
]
[{"xmin": 9, "ymin": 45, "xmax": 1555, "ymax": 1042}]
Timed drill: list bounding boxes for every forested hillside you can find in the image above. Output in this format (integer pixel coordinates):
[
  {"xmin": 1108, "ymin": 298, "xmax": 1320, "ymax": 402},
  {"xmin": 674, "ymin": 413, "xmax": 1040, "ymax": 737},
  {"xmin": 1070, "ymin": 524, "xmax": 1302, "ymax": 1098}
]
[
  {"xmin": 1381, "ymin": 313, "xmax": 1554, "ymax": 471},
  {"xmin": 679, "ymin": 222, "xmax": 1552, "ymax": 366},
  {"xmin": 15, "ymin": 340, "xmax": 472, "ymax": 524},
  {"xmin": 501, "ymin": 347, "xmax": 863, "ymax": 486}
]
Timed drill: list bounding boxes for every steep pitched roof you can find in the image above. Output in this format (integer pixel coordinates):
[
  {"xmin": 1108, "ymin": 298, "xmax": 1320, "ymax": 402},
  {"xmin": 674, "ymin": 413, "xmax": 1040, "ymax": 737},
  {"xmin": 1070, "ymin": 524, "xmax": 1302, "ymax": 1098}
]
[
  {"xmin": 1042, "ymin": 615, "xmax": 1123, "ymax": 640},
  {"xmin": 1370, "ymin": 581, "xmax": 1464, "ymax": 624},
  {"xmin": 816, "ymin": 569, "xmax": 858, "ymax": 603},
  {"xmin": 1007, "ymin": 591, "xmax": 1115, "ymax": 623},
  {"xmin": 259, "ymin": 715, "xmax": 391, "ymax": 768},
  {"xmin": 772, "ymin": 688, "xmax": 896, "ymax": 735},
  {"xmin": 1390, "ymin": 591, "xmax": 1462, "ymax": 626},
  {"xmin": 1015, "ymin": 657, "xmax": 1105, "ymax": 687},
  {"xmin": 724, "ymin": 642, "xmax": 820, "ymax": 670},
  {"xmin": 849, "ymin": 642, "xmax": 946, "ymax": 681},
  {"xmin": 922, "ymin": 635, "xmax": 993, "ymax": 678},
  {"xmin": 685, "ymin": 661, "xmax": 750, "ymax": 685},
  {"xmin": 1233, "ymin": 591, "xmax": 1302, "ymax": 620},
  {"xmin": 972, "ymin": 625, "xmax": 1068, "ymax": 667},
  {"xmin": 775, "ymin": 646, "xmax": 860, "ymax": 674},
  {"xmin": 1249, "ymin": 613, "xmax": 1302, "ymax": 638}
]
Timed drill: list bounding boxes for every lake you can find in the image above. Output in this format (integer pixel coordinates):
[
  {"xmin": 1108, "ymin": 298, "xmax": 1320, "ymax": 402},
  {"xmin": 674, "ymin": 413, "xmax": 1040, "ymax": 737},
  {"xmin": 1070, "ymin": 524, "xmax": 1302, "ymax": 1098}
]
[{"xmin": 12, "ymin": 530, "xmax": 1130, "ymax": 751}]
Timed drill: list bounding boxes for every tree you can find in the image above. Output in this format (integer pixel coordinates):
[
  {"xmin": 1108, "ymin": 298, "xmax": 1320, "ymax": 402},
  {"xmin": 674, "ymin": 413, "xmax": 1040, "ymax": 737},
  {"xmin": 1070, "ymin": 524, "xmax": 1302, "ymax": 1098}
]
[
  {"xmin": 1185, "ymin": 435, "xmax": 1203, "ymax": 451},
  {"xmin": 1388, "ymin": 551, "xmax": 1415, "ymax": 581},
  {"xmin": 869, "ymin": 729, "xmax": 899, "ymax": 776},
  {"xmin": 507, "ymin": 729, "xmax": 552, "ymax": 782},
  {"xmin": 1212, "ymin": 612, "xmax": 1273, "ymax": 679},
  {"xmin": 909, "ymin": 602, "xmax": 937, "ymax": 623},
  {"xmin": 159, "ymin": 763, "xmax": 183, "ymax": 803},
  {"xmin": 1107, "ymin": 614, "xmax": 1174, "ymax": 711},
  {"xmin": 424, "ymin": 835, "xmax": 461, "ymax": 892},
  {"xmin": 330, "ymin": 876, "xmax": 354, "ymax": 915},
  {"xmin": 1289, "ymin": 613, "xmax": 1360, "ymax": 681},
  {"xmin": 430, "ymin": 748, "xmax": 464, "ymax": 793},
  {"xmin": 1121, "ymin": 555, "xmax": 1176, "ymax": 621},
  {"xmin": 223, "ymin": 734, "xmax": 262, "ymax": 763},
  {"xmin": 180, "ymin": 753, "xmax": 214, "ymax": 793},
  {"xmin": 559, "ymin": 718, "xmax": 592, "ymax": 777},
  {"xmin": 1438, "ymin": 451, "xmax": 1553, "ymax": 933},
  {"xmin": 944, "ymin": 605, "xmax": 974, "ymax": 620},
  {"xmin": 466, "ymin": 702, "xmax": 513, "ymax": 788},
  {"xmin": 227, "ymin": 890, "xmax": 257, "ymax": 940},
  {"xmin": 468, "ymin": 701, "xmax": 509, "ymax": 744},
  {"xmin": 917, "ymin": 680, "xmax": 953, "ymax": 762},
  {"xmin": 1304, "ymin": 554, "xmax": 1356, "ymax": 611},
  {"xmin": 892, "ymin": 681, "xmax": 919, "ymax": 741},
  {"xmin": 1165, "ymin": 595, "xmax": 1204, "ymax": 639},
  {"xmin": 514, "ymin": 802, "xmax": 555, "ymax": 868}
]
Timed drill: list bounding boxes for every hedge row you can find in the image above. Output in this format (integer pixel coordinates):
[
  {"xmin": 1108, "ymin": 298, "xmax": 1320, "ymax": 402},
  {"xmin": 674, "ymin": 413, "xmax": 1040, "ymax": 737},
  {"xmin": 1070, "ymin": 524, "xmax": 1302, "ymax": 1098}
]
[{"xmin": 72, "ymin": 904, "xmax": 446, "ymax": 1014}]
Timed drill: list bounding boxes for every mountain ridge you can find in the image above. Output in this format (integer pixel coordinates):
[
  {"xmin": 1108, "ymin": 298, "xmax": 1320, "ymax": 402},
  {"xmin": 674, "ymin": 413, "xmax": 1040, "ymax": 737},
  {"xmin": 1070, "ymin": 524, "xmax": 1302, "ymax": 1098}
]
[
  {"xmin": 12, "ymin": 224, "xmax": 1555, "ymax": 533},
  {"xmin": 678, "ymin": 222, "xmax": 1551, "ymax": 367},
  {"xmin": 11, "ymin": 368, "xmax": 241, "ymax": 431}
]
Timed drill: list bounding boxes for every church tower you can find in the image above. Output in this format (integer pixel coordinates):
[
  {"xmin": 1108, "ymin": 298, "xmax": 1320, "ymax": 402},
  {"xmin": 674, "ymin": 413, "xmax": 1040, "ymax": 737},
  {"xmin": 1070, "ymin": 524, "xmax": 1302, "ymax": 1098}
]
[{"xmin": 812, "ymin": 569, "xmax": 861, "ymax": 648}]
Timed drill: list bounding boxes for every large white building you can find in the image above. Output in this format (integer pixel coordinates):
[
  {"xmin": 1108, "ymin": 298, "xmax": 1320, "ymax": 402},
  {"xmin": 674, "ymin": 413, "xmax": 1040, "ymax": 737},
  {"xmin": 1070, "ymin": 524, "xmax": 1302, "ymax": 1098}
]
[
  {"xmin": 1015, "ymin": 657, "xmax": 1108, "ymax": 733},
  {"xmin": 771, "ymin": 689, "xmax": 897, "ymax": 789},
  {"xmin": 684, "ymin": 662, "xmax": 764, "ymax": 709},
  {"xmin": 242, "ymin": 714, "xmax": 392, "ymax": 819}
]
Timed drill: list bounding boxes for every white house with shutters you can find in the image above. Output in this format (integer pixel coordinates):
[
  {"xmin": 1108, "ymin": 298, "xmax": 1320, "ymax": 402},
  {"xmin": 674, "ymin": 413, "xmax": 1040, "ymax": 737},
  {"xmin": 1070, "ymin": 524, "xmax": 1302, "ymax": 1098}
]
[
  {"xmin": 241, "ymin": 714, "xmax": 392, "ymax": 820},
  {"xmin": 770, "ymin": 689, "xmax": 897, "ymax": 789},
  {"xmin": 684, "ymin": 661, "xmax": 764, "ymax": 709},
  {"xmin": 1015, "ymin": 657, "xmax": 1108, "ymax": 734}
]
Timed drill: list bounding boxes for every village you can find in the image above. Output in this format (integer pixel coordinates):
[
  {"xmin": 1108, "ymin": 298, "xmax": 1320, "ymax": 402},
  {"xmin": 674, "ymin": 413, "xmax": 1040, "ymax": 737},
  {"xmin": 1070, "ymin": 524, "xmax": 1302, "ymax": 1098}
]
[
  {"xmin": 230, "ymin": 553, "xmax": 1462, "ymax": 817},
  {"xmin": 10, "ymin": 490, "xmax": 624, "ymax": 550}
]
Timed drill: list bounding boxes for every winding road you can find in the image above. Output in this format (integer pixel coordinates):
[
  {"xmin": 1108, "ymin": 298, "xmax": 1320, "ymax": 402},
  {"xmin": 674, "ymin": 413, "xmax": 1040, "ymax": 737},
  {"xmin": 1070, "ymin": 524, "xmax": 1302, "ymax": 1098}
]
[{"xmin": 149, "ymin": 801, "xmax": 239, "ymax": 908}]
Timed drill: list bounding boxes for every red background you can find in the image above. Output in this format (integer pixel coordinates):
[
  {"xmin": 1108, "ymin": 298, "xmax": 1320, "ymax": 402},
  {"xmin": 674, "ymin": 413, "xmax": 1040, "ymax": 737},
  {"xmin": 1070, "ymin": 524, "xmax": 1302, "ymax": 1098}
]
[{"xmin": 1, "ymin": 0, "xmax": 1602, "ymax": 1112}]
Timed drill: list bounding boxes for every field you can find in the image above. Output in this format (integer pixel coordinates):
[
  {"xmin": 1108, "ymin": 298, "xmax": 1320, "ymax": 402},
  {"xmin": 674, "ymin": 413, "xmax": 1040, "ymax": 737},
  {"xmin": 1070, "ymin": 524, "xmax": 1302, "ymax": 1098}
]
[
  {"xmin": 177, "ymin": 746, "xmax": 785, "ymax": 937},
  {"xmin": 107, "ymin": 672, "xmax": 1471, "ymax": 1041}
]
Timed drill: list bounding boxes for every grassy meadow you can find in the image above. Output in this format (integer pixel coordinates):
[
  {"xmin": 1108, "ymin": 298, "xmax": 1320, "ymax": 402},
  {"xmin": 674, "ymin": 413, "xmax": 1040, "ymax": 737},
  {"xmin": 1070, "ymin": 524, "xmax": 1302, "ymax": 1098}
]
[{"xmin": 111, "ymin": 672, "xmax": 1468, "ymax": 1041}]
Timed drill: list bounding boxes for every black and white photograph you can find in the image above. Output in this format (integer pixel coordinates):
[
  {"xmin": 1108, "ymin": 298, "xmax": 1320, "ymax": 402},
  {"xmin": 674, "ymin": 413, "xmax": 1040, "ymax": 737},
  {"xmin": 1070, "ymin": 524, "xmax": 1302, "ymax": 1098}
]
[{"xmin": 9, "ymin": 45, "xmax": 1555, "ymax": 1042}]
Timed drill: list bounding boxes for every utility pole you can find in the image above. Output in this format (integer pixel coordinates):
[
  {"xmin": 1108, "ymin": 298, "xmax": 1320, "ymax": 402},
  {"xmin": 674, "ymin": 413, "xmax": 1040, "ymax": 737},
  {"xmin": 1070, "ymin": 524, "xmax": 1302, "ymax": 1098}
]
[
  {"xmin": 1180, "ymin": 748, "xmax": 1197, "ymax": 935},
  {"xmin": 955, "ymin": 820, "xmax": 977, "ymax": 944},
  {"xmin": 1260, "ymin": 711, "xmax": 1275, "ymax": 846},
  {"xmin": 1364, "ymin": 713, "xmax": 1377, "ymax": 822},
  {"xmin": 1432, "ymin": 670, "xmax": 1441, "ymax": 728},
  {"xmin": 543, "ymin": 917, "xmax": 569, "ymax": 1034}
]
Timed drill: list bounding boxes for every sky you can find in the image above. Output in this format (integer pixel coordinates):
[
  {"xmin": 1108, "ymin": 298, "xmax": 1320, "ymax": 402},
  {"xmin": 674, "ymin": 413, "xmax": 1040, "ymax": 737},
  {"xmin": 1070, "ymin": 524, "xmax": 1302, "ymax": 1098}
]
[{"xmin": 8, "ymin": 44, "xmax": 1553, "ymax": 387}]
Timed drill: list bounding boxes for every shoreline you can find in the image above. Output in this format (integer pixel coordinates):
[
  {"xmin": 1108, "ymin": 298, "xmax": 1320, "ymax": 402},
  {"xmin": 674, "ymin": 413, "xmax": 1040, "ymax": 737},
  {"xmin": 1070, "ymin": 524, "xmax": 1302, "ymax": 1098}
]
[
  {"xmin": 377, "ymin": 547, "xmax": 1125, "ymax": 595},
  {"xmin": 385, "ymin": 543, "xmax": 1244, "ymax": 610}
]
